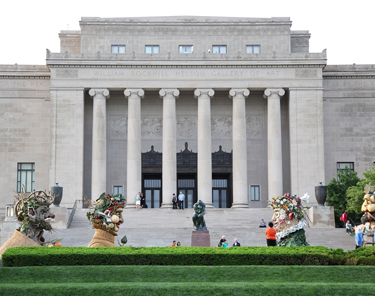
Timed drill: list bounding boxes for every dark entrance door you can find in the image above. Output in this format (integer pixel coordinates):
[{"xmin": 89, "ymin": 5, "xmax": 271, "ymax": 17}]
[
  {"xmin": 177, "ymin": 174, "xmax": 196, "ymax": 209},
  {"xmin": 143, "ymin": 175, "xmax": 162, "ymax": 208},
  {"xmin": 212, "ymin": 174, "xmax": 231, "ymax": 208}
]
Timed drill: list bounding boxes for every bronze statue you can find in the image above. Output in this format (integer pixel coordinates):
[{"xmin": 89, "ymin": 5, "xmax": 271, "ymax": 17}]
[{"xmin": 192, "ymin": 200, "xmax": 207, "ymax": 231}]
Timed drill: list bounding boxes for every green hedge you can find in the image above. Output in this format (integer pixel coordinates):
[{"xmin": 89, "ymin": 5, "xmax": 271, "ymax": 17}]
[{"xmin": 2, "ymin": 246, "xmax": 363, "ymax": 267}]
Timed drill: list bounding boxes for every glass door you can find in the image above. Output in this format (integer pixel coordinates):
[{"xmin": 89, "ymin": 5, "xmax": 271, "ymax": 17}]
[{"xmin": 143, "ymin": 177, "xmax": 162, "ymax": 208}]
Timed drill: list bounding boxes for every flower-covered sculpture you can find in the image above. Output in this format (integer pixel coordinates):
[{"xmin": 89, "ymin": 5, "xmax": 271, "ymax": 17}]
[
  {"xmin": 270, "ymin": 193, "xmax": 309, "ymax": 247},
  {"xmin": 87, "ymin": 193, "xmax": 126, "ymax": 247},
  {"xmin": 360, "ymin": 184, "xmax": 375, "ymax": 226}
]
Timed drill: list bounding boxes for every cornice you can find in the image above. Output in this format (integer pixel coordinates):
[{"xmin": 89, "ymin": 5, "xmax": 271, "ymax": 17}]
[
  {"xmin": 47, "ymin": 64, "xmax": 324, "ymax": 69},
  {"xmin": 324, "ymin": 75, "xmax": 375, "ymax": 79},
  {"xmin": 0, "ymin": 75, "xmax": 50, "ymax": 79}
]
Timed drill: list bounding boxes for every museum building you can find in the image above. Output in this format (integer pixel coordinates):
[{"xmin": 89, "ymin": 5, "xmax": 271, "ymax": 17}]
[{"xmin": 1, "ymin": 16, "xmax": 375, "ymax": 216}]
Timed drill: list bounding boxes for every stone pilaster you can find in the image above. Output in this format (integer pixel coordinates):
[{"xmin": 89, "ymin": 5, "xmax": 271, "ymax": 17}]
[
  {"xmin": 229, "ymin": 89, "xmax": 250, "ymax": 208},
  {"xmin": 159, "ymin": 88, "xmax": 179, "ymax": 208},
  {"xmin": 194, "ymin": 89, "xmax": 214, "ymax": 207},
  {"xmin": 89, "ymin": 88, "xmax": 110, "ymax": 201},
  {"xmin": 124, "ymin": 89, "xmax": 144, "ymax": 208},
  {"xmin": 264, "ymin": 88, "xmax": 285, "ymax": 201}
]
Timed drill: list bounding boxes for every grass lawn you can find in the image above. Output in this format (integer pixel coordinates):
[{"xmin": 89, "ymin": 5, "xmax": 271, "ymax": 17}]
[{"xmin": 0, "ymin": 265, "xmax": 374, "ymax": 295}]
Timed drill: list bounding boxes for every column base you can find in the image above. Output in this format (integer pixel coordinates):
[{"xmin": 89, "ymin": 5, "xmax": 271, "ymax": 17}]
[
  {"xmin": 231, "ymin": 203, "xmax": 249, "ymax": 208},
  {"xmin": 191, "ymin": 230, "xmax": 210, "ymax": 247},
  {"xmin": 125, "ymin": 204, "xmax": 136, "ymax": 209},
  {"xmin": 204, "ymin": 203, "xmax": 214, "ymax": 208}
]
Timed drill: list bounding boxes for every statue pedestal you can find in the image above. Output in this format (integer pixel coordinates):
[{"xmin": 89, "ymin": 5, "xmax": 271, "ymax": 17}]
[
  {"xmin": 191, "ymin": 230, "xmax": 210, "ymax": 247},
  {"xmin": 307, "ymin": 206, "xmax": 335, "ymax": 228},
  {"xmin": 50, "ymin": 207, "xmax": 68, "ymax": 229}
]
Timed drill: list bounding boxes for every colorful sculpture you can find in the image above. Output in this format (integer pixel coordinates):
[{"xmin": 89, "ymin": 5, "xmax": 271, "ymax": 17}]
[
  {"xmin": 87, "ymin": 193, "xmax": 126, "ymax": 247},
  {"xmin": 270, "ymin": 193, "xmax": 309, "ymax": 246},
  {"xmin": 360, "ymin": 184, "xmax": 375, "ymax": 226}
]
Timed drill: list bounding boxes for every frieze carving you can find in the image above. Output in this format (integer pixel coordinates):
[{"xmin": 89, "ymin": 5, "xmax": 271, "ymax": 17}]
[
  {"xmin": 211, "ymin": 116, "xmax": 232, "ymax": 138},
  {"xmin": 295, "ymin": 69, "xmax": 317, "ymax": 78},
  {"xmin": 56, "ymin": 69, "xmax": 78, "ymax": 78},
  {"xmin": 247, "ymin": 115, "xmax": 263, "ymax": 139},
  {"xmin": 83, "ymin": 25, "xmax": 290, "ymax": 36},
  {"xmin": 109, "ymin": 116, "xmax": 127, "ymax": 140},
  {"xmin": 177, "ymin": 116, "xmax": 196, "ymax": 139},
  {"xmin": 141, "ymin": 117, "xmax": 163, "ymax": 138}
]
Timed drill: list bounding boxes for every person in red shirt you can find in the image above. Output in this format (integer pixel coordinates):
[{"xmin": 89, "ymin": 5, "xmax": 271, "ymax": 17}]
[
  {"xmin": 171, "ymin": 240, "xmax": 176, "ymax": 247},
  {"xmin": 265, "ymin": 221, "xmax": 277, "ymax": 246}
]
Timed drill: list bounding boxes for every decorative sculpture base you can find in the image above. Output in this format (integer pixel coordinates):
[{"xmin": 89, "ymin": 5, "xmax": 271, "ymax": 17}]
[
  {"xmin": 87, "ymin": 228, "xmax": 116, "ymax": 247},
  {"xmin": 191, "ymin": 230, "xmax": 210, "ymax": 247},
  {"xmin": 0, "ymin": 229, "xmax": 41, "ymax": 259},
  {"xmin": 307, "ymin": 206, "xmax": 335, "ymax": 228}
]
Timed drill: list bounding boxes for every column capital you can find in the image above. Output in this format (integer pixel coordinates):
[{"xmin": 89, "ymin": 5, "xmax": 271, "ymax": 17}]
[
  {"xmin": 159, "ymin": 88, "xmax": 180, "ymax": 99},
  {"xmin": 263, "ymin": 88, "xmax": 285, "ymax": 99},
  {"xmin": 229, "ymin": 88, "xmax": 250, "ymax": 99},
  {"xmin": 124, "ymin": 88, "xmax": 145, "ymax": 99},
  {"xmin": 89, "ymin": 88, "xmax": 110, "ymax": 99},
  {"xmin": 194, "ymin": 88, "xmax": 215, "ymax": 99}
]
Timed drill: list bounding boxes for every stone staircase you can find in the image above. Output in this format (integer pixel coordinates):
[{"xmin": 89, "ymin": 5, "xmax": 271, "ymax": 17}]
[{"xmin": 44, "ymin": 208, "xmax": 355, "ymax": 251}]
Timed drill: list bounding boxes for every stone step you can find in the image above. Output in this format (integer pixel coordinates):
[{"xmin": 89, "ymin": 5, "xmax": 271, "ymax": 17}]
[{"xmin": 41, "ymin": 208, "xmax": 355, "ymax": 251}]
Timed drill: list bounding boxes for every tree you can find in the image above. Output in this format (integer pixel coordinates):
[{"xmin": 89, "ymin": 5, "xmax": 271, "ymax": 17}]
[
  {"xmin": 326, "ymin": 167, "xmax": 360, "ymax": 227},
  {"xmin": 346, "ymin": 168, "xmax": 375, "ymax": 223}
]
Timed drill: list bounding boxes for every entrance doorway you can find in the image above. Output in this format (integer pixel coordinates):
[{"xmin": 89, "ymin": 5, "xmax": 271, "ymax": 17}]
[
  {"xmin": 177, "ymin": 174, "xmax": 196, "ymax": 209},
  {"xmin": 212, "ymin": 174, "xmax": 231, "ymax": 208},
  {"xmin": 143, "ymin": 175, "xmax": 162, "ymax": 208}
]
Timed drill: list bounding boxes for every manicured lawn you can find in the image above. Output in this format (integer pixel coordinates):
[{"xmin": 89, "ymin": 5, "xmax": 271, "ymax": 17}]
[{"xmin": 0, "ymin": 265, "xmax": 374, "ymax": 295}]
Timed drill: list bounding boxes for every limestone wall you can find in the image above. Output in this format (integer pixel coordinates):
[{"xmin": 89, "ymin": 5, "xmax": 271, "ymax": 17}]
[
  {"xmin": 0, "ymin": 65, "xmax": 51, "ymax": 216},
  {"xmin": 323, "ymin": 65, "xmax": 375, "ymax": 181}
]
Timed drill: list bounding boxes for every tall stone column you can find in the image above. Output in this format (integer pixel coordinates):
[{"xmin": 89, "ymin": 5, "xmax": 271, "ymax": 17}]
[
  {"xmin": 194, "ymin": 89, "xmax": 214, "ymax": 207},
  {"xmin": 229, "ymin": 89, "xmax": 250, "ymax": 208},
  {"xmin": 124, "ymin": 89, "xmax": 144, "ymax": 208},
  {"xmin": 159, "ymin": 89, "xmax": 179, "ymax": 208},
  {"xmin": 89, "ymin": 89, "xmax": 110, "ymax": 201},
  {"xmin": 264, "ymin": 88, "xmax": 285, "ymax": 201}
]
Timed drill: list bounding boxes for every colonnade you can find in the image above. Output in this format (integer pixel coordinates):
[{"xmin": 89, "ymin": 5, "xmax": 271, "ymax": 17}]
[{"xmin": 89, "ymin": 88, "xmax": 285, "ymax": 208}]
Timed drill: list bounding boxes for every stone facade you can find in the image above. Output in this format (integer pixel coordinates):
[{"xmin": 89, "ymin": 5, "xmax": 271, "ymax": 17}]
[{"xmin": 0, "ymin": 16, "xmax": 374, "ymax": 216}]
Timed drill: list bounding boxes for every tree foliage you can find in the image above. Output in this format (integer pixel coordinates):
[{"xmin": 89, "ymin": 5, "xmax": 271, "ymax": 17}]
[{"xmin": 326, "ymin": 167, "xmax": 360, "ymax": 226}]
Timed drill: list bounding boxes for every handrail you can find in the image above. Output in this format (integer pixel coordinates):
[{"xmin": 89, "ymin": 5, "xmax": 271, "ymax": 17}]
[{"xmin": 67, "ymin": 199, "xmax": 81, "ymax": 229}]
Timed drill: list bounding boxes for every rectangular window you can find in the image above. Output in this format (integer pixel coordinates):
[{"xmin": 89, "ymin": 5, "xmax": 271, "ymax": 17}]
[
  {"xmin": 17, "ymin": 163, "xmax": 35, "ymax": 193},
  {"xmin": 212, "ymin": 45, "xmax": 227, "ymax": 54},
  {"xmin": 246, "ymin": 45, "xmax": 261, "ymax": 53},
  {"xmin": 337, "ymin": 162, "xmax": 354, "ymax": 175},
  {"xmin": 250, "ymin": 185, "xmax": 260, "ymax": 201},
  {"xmin": 179, "ymin": 45, "xmax": 193, "ymax": 53},
  {"xmin": 145, "ymin": 45, "xmax": 160, "ymax": 54},
  {"xmin": 113, "ymin": 186, "xmax": 123, "ymax": 195},
  {"xmin": 144, "ymin": 179, "xmax": 162, "ymax": 188},
  {"xmin": 111, "ymin": 45, "xmax": 126, "ymax": 53},
  {"xmin": 178, "ymin": 179, "xmax": 195, "ymax": 188}
]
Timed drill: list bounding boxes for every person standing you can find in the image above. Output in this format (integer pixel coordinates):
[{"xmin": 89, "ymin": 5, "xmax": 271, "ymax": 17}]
[
  {"xmin": 265, "ymin": 221, "xmax": 277, "ymax": 246},
  {"xmin": 178, "ymin": 191, "xmax": 185, "ymax": 210},
  {"xmin": 140, "ymin": 192, "xmax": 146, "ymax": 208},
  {"xmin": 136, "ymin": 192, "xmax": 141, "ymax": 210},
  {"xmin": 172, "ymin": 193, "xmax": 178, "ymax": 209},
  {"xmin": 171, "ymin": 240, "xmax": 176, "ymax": 247},
  {"xmin": 355, "ymin": 225, "xmax": 364, "ymax": 249}
]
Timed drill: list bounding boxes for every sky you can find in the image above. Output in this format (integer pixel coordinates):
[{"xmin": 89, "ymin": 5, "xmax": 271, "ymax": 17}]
[{"xmin": 1, "ymin": 0, "xmax": 374, "ymax": 65}]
